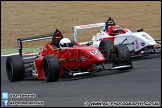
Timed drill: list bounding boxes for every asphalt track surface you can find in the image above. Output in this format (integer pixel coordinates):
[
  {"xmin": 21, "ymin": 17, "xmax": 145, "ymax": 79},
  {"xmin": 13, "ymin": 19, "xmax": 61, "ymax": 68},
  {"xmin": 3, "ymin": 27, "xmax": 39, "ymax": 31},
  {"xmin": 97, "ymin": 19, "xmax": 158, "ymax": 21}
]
[{"xmin": 1, "ymin": 54, "xmax": 161, "ymax": 107}]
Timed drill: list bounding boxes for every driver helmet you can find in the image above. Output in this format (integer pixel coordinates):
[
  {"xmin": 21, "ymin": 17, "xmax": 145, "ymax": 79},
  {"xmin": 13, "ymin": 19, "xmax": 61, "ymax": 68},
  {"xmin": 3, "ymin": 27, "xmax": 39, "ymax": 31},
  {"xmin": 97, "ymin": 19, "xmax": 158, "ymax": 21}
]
[
  {"xmin": 59, "ymin": 38, "xmax": 71, "ymax": 49},
  {"xmin": 55, "ymin": 32, "xmax": 62, "ymax": 39},
  {"xmin": 112, "ymin": 25, "xmax": 123, "ymax": 35}
]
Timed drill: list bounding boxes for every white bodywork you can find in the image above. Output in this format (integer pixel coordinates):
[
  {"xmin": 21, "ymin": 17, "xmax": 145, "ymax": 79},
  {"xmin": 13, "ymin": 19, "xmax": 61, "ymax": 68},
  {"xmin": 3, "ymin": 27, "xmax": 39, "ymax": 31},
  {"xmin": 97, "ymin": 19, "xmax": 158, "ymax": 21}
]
[{"xmin": 72, "ymin": 23, "xmax": 157, "ymax": 52}]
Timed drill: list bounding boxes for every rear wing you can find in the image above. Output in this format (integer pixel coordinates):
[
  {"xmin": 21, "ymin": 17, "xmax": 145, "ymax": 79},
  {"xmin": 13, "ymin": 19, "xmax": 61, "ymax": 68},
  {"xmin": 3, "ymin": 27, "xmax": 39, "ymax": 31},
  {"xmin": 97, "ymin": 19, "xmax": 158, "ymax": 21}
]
[
  {"xmin": 72, "ymin": 22, "xmax": 106, "ymax": 41},
  {"xmin": 17, "ymin": 34, "xmax": 53, "ymax": 57}
]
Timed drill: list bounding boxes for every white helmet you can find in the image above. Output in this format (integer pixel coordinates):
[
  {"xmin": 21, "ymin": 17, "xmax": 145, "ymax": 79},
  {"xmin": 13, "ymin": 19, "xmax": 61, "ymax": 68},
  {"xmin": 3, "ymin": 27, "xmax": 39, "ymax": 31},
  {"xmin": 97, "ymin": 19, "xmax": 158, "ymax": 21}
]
[{"xmin": 59, "ymin": 38, "xmax": 71, "ymax": 49}]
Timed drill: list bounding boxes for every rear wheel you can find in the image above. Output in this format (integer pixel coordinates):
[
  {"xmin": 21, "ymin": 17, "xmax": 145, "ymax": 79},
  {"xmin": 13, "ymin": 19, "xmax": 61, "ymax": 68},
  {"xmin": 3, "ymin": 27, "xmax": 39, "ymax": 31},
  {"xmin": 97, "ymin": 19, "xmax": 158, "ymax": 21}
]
[
  {"xmin": 6, "ymin": 55, "xmax": 25, "ymax": 82},
  {"xmin": 113, "ymin": 44, "xmax": 133, "ymax": 71},
  {"xmin": 42, "ymin": 55, "xmax": 60, "ymax": 82},
  {"xmin": 99, "ymin": 40, "xmax": 114, "ymax": 62}
]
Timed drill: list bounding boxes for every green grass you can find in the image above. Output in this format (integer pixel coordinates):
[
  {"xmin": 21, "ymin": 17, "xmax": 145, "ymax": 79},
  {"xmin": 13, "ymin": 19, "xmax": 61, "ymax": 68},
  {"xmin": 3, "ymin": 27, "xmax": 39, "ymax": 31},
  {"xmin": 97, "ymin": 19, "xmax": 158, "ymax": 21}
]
[{"xmin": 1, "ymin": 48, "xmax": 40, "ymax": 54}]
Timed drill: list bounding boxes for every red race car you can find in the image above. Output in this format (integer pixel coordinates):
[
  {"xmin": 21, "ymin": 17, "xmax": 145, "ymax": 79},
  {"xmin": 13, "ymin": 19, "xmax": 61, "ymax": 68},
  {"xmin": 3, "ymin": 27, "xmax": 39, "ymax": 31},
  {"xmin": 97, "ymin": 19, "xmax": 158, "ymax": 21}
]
[{"xmin": 6, "ymin": 29, "xmax": 133, "ymax": 82}]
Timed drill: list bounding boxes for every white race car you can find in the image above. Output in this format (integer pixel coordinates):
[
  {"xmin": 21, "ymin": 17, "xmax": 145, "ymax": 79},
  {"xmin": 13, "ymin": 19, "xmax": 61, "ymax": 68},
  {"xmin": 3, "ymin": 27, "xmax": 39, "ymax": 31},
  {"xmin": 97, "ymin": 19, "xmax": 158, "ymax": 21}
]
[{"xmin": 72, "ymin": 17, "xmax": 161, "ymax": 61}]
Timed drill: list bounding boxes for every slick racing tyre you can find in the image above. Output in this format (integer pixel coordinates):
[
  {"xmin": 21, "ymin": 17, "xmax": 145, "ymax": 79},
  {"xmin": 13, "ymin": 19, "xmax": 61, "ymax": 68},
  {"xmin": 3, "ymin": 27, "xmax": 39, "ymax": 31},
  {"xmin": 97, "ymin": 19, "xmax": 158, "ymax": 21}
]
[
  {"xmin": 99, "ymin": 40, "xmax": 114, "ymax": 62},
  {"xmin": 42, "ymin": 55, "xmax": 60, "ymax": 82},
  {"xmin": 113, "ymin": 44, "xmax": 133, "ymax": 71},
  {"xmin": 6, "ymin": 55, "xmax": 25, "ymax": 82}
]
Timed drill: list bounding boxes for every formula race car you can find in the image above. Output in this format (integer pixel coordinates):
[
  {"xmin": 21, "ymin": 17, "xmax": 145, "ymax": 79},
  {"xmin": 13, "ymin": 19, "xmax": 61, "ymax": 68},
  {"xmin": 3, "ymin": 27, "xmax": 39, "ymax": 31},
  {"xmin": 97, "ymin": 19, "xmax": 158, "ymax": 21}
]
[
  {"xmin": 6, "ymin": 29, "xmax": 133, "ymax": 82},
  {"xmin": 72, "ymin": 17, "xmax": 161, "ymax": 60}
]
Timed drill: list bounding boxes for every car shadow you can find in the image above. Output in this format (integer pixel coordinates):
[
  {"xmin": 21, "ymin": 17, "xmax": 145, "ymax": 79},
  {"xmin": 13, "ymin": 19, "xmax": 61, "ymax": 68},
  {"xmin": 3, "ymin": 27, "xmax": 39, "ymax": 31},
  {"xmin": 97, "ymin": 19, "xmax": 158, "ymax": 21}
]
[
  {"xmin": 23, "ymin": 69, "xmax": 132, "ymax": 82},
  {"xmin": 131, "ymin": 54, "xmax": 161, "ymax": 61},
  {"xmin": 61, "ymin": 69, "xmax": 131, "ymax": 82}
]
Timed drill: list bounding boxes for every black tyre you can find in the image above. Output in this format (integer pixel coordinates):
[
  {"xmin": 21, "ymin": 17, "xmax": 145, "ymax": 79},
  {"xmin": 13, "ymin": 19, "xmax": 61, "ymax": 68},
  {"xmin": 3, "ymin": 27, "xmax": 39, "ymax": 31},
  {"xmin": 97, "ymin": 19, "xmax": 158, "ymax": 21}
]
[
  {"xmin": 42, "ymin": 55, "xmax": 60, "ymax": 82},
  {"xmin": 6, "ymin": 55, "xmax": 24, "ymax": 82},
  {"xmin": 99, "ymin": 40, "xmax": 114, "ymax": 62},
  {"xmin": 113, "ymin": 44, "xmax": 133, "ymax": 71}
]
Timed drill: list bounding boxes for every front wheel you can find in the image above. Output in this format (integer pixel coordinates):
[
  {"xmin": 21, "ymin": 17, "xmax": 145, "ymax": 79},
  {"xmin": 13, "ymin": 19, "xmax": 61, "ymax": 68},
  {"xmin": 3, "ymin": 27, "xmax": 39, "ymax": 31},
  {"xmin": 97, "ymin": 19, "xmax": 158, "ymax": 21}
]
[
  {"xmin": 113, "ymin": 44, "xmax": 133, "ymax": 71},
  {"xmin": 42, "ymin": 55, "xmax": 60, "ymax": 82},
  {"xmin": 6, "ymin": 55, "xmax": 25, "ymax": 82},
  {"xmin": 99, "ymin": 40, "xmax": 114, "ymax": 62}
]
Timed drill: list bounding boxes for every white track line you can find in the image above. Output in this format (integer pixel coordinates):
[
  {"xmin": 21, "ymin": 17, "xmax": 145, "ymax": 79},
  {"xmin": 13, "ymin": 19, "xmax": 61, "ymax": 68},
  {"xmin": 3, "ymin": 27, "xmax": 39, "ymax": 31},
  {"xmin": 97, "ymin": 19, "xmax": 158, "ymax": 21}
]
[{"xmin": 1, "ymin": 52, "xmax": 38, "ymax": 57}]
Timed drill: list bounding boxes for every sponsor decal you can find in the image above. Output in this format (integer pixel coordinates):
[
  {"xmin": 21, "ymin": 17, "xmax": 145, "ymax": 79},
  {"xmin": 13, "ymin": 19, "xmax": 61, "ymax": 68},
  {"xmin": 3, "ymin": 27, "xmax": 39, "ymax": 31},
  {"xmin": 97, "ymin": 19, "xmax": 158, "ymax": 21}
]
[
  {"xmin": 59, "ymin": 58, "xmax": 66, "ymax": 61},
  {"xmin": 142, "ymin": 34, "xmax": 152, "ymax": 40},
  {"xmin": 97, "ymin": 55, "xmax": 103, "ymax": 60},
  {"xmin": 148, "ymin": 40, "xmax": 154, "ymax": 42},
  {"xmin": 135, "ymin": 39, "xmax": 139, "ymax": 49},
  {"xmin": 141, "ymin": 42, "xmax": 145, "ymax": 46},
  {"xmin": 99, "ymin": 33, "xmax": 104, "ymax": 35},
  {"xmin": 81, "ymin": 56, "xmax": 86, "ymax": 61},
  {"xmin": 80, "ymin": 24, "xmax": 98, "ymax": 28}
]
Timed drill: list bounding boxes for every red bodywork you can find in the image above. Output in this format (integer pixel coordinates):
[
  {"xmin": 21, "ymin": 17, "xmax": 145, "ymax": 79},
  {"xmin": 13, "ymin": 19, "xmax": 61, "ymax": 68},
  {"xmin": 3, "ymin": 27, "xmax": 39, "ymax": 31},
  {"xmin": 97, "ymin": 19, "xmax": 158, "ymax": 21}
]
[
  {"xmin": 34, "ymin": 41, "xmax": 105, "ymax": 79},
  {"xmin": 106, "ymin": 26, "xmax": 129, "ymax": 36},
  {"xmin": 99, "ymin": 36, "xmax": 115, "ymax": 42}
]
